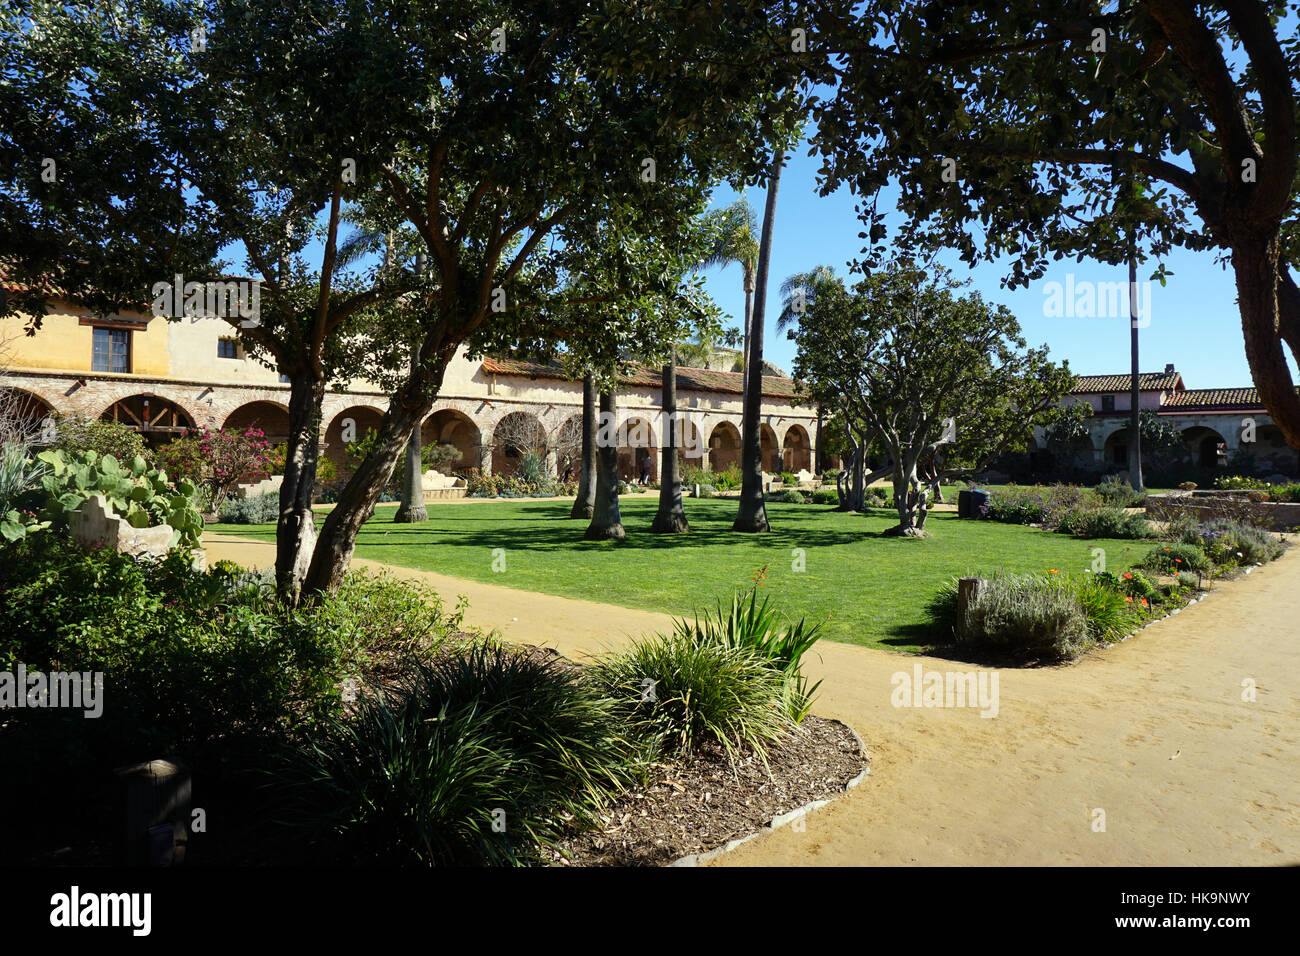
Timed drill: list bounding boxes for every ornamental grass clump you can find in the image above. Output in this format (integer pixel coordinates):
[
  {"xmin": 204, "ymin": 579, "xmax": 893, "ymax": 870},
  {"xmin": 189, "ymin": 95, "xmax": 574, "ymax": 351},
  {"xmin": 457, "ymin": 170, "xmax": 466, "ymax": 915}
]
[
  {"xmin": 272, "ymin": 644, "xmax": 642, "ymax": 866},
  {"xmin": 674, "ymin": 589, "xmax": 823, "ymax": 722},
  {"xmin": 588, "ymin": 630, "xmax": 792, "ymax": 764}
]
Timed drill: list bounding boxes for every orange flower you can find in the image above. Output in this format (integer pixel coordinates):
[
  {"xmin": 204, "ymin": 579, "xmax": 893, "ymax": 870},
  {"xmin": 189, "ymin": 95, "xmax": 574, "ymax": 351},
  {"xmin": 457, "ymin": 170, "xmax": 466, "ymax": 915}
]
[
  {"xmin": 1173, "ymin": 558, "xmax": 1182, "ymax": 564},
  {"xmin": 1141, "ymin": 598, "xmax": 1149, "ymax": 607},
  {"xmin": 1123, "ymin": 573, "xmax": 1133, "ymax": 579},
  {"xmin": 1124, "ymin": 596, "xmax": 1133, "ymax": 602},
  {"xmin": 1048, "ymin": 569, "xmax": 1059, "ymax": 574}
]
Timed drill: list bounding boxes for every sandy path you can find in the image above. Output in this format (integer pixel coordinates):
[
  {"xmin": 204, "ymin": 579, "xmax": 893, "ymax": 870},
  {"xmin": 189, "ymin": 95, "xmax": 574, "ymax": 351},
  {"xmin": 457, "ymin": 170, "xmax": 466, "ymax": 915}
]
[{"xmin": 204, "ymin": 532, "xmax": 1300, "ymax": 866}]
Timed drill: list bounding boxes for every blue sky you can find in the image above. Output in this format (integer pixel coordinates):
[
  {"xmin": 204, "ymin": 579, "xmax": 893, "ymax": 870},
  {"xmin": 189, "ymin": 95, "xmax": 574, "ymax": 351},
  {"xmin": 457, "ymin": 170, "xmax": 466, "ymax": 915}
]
[{"xmin": 699, "ymin": 138, "xmax": 1284, "ymax": 391}]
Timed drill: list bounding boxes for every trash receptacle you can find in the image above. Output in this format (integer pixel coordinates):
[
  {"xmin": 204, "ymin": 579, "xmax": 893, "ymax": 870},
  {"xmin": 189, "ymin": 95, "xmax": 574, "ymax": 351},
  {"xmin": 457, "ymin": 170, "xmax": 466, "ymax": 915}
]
[
  {"xmin": 957, "ymin": 489, "xmax": 972, "ymax": 519},
  {"xmin": 969, "ymin": 488, "xmax": 989, "ymax": 519}
]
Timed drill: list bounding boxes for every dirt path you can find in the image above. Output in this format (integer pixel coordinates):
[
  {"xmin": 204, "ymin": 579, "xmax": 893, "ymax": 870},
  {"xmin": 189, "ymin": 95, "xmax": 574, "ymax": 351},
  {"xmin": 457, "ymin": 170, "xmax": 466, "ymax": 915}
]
[{"xmin": 205, "ymin": 532, "xmax": 1300, "ymax": 866}]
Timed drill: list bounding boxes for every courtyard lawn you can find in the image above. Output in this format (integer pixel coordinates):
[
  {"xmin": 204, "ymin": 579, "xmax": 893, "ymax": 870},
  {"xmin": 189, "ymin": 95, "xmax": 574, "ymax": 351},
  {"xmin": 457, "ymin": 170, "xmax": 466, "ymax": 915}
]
[{"xmin": 211, "ymin": 498, "xmax": 1156, "ymax": 653}]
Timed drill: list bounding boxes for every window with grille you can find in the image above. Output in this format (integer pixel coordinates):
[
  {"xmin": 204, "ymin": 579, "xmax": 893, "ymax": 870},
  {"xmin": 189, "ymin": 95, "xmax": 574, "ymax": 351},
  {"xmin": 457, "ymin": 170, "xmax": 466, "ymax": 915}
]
[
  {"xmin": 92, "ymin": 328, "xmax": 130, "ymax": 373},
  {"xmin": 218, "ymin": 337, "xmax": 240, "ymax": 359},
  {"xmin": 1101, "ymin": 394, "xmax": 1115, "ymax": 412}
]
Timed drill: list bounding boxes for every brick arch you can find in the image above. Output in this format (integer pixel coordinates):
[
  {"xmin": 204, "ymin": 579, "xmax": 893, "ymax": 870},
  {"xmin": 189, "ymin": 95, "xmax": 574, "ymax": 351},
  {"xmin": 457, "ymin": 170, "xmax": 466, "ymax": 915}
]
[
  {"xmin": 0, "ymin": 386, "xmax": 59, "ymax": 434},
  {"xmin": 781, "ymin": 423, "xmax": 812, "ymax": 473},
  {"xmin": 223, "ymin": 400, "xmax": 292, "ymax": 443},
  {"xmin": 618, "ymin": 415, "xmax": 658, "ymax": 482},
  {"xmin": 97, "ymin": 392, "xmax": 198, "ymax": 447},
  {"xmin": 491, "ymin": 410, "xmax": 548, "ymax": 476},
  {"xmin": 423, "ymin": 407, "xmax": 481, "ymax": 473},
  {"xmin": 323, "ymin": 404, "xmax": 388, "ymax": 478},
  {"xmin": 709, "ymin": 420, "xmax": 742, "ymax": 472}
]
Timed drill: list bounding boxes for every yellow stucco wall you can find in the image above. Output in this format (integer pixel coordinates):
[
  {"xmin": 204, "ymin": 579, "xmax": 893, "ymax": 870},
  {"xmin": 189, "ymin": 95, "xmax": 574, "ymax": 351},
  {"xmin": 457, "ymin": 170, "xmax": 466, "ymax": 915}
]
[{"xmin": 1, "ymin": 302, "xmax": 169, "ymax": 377}]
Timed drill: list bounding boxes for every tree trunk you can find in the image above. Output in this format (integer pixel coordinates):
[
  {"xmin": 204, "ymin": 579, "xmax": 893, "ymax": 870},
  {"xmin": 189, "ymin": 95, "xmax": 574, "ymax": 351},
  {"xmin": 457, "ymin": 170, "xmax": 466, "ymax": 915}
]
[
  {"xmin": 734, "ymin": 150, "xmax": 783, "ymax": 533},
  {"xmin": 301, "ymin": 368, "xmax": 443, "ymax": 598},
  {"xmin": 886, "ymin": 451, "xmax": 930, "ymax": 537},
  {"xmin": 275, "ymin": 373, "xmax": 324, "ymax": 603},
  {"xmin": 851, "ymin": 442, "xmax": 865, "ymax": 512},
  {"xmin": 570, "ymin": 372, "xmax": 597, "ymax": 519},
  {"xmin": 652, "ymin": 349, "xmax": 689, "ymax": 533},
  {"xmin": 1235, "ymin": 236, "xmax": 1300, "ymax": 449},
  {"xmin": 585, "ymin": 387, "xmax": 625, "ymax": 540},
  {"xmin": 393, "ymin": 423, "xmax": 428, "ymax": 523}
]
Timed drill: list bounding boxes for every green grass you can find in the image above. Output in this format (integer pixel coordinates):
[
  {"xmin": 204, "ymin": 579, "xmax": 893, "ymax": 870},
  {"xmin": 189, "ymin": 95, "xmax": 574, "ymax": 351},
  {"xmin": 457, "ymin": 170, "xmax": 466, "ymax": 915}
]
[{"xmin": 211, "ymin": 498, "xmax": 1157, "ymax": 653}]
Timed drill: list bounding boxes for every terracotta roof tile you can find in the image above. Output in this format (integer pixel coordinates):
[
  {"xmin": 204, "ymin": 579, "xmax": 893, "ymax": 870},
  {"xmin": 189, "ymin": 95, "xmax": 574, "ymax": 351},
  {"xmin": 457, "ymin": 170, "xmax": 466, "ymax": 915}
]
[
  {"xmin": 1069, "ymin": 371, "xmax": 1182, "ymax": 393},
  {"xmin": 1162, "ymin": 388, "xmax": 1264, "ymax": 410}
]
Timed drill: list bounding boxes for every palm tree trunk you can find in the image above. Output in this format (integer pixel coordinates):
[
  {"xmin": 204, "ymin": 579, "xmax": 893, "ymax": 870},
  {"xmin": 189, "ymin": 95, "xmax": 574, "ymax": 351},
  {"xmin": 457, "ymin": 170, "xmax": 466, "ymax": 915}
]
[
  {"xmin": 652, "ymin": 346, "xmax": 689, "ymax": 533},
  {"xmin": 392, "ymin": 423, "xmax": 427, "ymax": 523},
  {"xmin": 734, "ymin": 150, "xmax": 783, "ymax": 532},
  {"xmin": 570, "ymin": 371, "xmax": 598, "ymax": 518},
  {"xmin": 584, "ymin": 387, "xmax": 625, "ymax": 540}
]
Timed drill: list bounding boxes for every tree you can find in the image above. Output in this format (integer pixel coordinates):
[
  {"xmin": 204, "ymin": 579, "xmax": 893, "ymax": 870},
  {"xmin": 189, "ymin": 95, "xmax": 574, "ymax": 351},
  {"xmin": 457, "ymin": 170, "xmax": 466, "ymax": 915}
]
[
  {"xmin": 701, "ymin": 198, "xmax": 760, "ymax": 388},
  {"xmin": 734, "ymin": 151, "xmax": 787, "ymax": 533},
  {"xmin": 650, "ymin": 346, "xmax": 690, "ymax": 533},
  {"xmin": 570, "ymin": 372, "xmax": 598, "ymax": 518},
  {"xmin": 584, "ymin": 387, "xmax": 625, "ymax": 541},
  {"xmin": 807, "ymin": 1, "xmax": 1300, "ymax": 449},
  {"xmin": 290, "ymin": 0, "xmax": 802, "ymax": 595},
  {"xmin": 792, "ymin": 260, "xmax": 1074, "ymax": 536},
  {"xmin": 0, "ymin": 1, "xmax": 221, "ymax": 321}
]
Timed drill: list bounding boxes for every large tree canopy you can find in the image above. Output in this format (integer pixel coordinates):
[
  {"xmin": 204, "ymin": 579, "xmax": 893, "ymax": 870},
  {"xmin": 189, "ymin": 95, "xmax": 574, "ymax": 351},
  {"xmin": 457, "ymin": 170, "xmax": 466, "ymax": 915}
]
[
  {"xmin": 804, "ymin": 0, "xmax": 1300, "ymax": 447},
  {"xmin": 791, "ymin": 259, "xmax": 1074, "ymax": 535}
]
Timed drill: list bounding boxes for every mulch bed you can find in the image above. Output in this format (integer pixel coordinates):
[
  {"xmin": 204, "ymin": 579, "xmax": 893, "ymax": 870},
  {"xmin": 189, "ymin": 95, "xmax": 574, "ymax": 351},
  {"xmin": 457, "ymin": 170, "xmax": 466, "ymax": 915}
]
[{"xmin": 549, "ymin": 714, "xmax": 866, "ymax": 867}]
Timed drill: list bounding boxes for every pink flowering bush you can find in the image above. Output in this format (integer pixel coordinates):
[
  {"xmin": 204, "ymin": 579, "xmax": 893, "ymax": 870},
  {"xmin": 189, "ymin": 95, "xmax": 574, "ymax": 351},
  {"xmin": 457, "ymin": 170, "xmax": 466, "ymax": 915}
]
[{"xmin": 154, "ymin": 426, "xmax": 274, "ymax": 515}]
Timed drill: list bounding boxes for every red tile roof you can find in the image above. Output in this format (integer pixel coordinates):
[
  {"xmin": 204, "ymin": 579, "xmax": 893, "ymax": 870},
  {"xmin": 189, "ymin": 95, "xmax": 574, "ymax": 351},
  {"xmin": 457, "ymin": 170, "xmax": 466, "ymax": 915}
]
[
  {"xmin": 1069, "ymin": 371, "xmax": 1183, "ymax": 393},
  {"xmin": 1162, "ymin": 388, "xmax": 1264, "ymax": 411},
  {"xmin": 481, "ymin": 356, "xmax": 800, "ymax": 399}
]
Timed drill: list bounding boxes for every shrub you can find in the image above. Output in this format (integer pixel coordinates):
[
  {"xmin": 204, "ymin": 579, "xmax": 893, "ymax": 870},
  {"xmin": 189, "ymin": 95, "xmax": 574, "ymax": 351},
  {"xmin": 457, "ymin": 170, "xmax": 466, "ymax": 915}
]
[
  {"xmin": 219, "ymin": 490, "xmax": 280, "ymax": 524},
  {"xmin": 1118, "ymin": 569, "xmax": 1158, "ymax": 600},
  {"xmin": 1055, "ymin": 506, "xmax": 1155, "ymax": 539},
  {"xmin": 421, "ymin": 442, "xmax": 462, "ymax": 472},
  {"xmin": 1057, "ymin": 574, "xmax": 1139, "ymax": 643},
  {"xmin": 32, "ymin": 448, "xmax": 205, "ymax": 549},
  {"xmin": 674, "ymin": 590, "xmax": 823, "ymax": 722},
  {"xmin": 271, "ymin": 645, "xmax": 640, "ymax": 865},
  {"xmin": 0, "ymin": 539, "xmax": 465, "ymax": 778},
  {"xmin": 779, "ymin": 471, "xmax": 797, "ymax": 486},
  {"xmin": 811, "ymin": 488, "xmax": 838, "ymax": 505},
  {"xmin": 703, "ymin": 465, "xmax": 742, "ymax": 492},
  {"xmin": 293, "ymin": 569, "xmax": 466, "ymax": 675},
  {"xmin": 1214, "ymin": 474, "xmax": 1267, "ymax": 490},
  {"xmin": 820, "ymin": 468, "xmax": 842, "ymax": 482},
  {"xmin": 959, "ymin": 574, "xmax": 1093, "ymax": 660},
  {"xmin": 1138, "ymin": 543, "xmax": 1211, "ymax": 574},
  {"xmin": 1095, "ymin": 474, "xmax": 1143, "ymax": 508},
  {"xmin": 983, "ymin": 485, "xmax": 1045, "ymax": 524},
  {"xmin": 51, "ymin": 414, "xmax": 148, "ymax": 463},
  {"xmin": 693, "ymin": 483, "xmax": 716, "ymax": 498},
  {"xmin": 778, "ymin": 489, "xmax": 805, "ymax": 504},
  {"xmin": 1266, "ymin": 482, "xmax": 1300, "ymax": 503},
  {"xmin": 588, "ymin": 630, "xmax": 791, "ymax": 763},
  {"xmin": 1197, "ymin": 519, "xmax": 1285, "ymax": 565},
  {"xmin": 1176, "ymin": 571, "xmax": 1200, "ymax": 589}
]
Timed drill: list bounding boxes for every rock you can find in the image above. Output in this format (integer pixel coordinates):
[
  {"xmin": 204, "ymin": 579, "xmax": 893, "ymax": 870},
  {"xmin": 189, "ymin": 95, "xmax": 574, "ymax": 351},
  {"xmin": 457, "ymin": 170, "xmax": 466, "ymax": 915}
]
[{"xmin": 70, "ymin": 494, "xmax": 175, "ymax": 559}]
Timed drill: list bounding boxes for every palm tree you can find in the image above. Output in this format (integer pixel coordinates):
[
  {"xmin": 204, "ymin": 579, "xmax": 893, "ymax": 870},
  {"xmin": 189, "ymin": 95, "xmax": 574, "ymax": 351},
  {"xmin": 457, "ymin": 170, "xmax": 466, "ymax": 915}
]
[
  {"xmin": 701, "ymin": 198, "xmax": 759, "ymax": 388},
  {"xmin": 651, "ymin": 342, "xmax": 689, "ymax": 533},
  {"xmin": 778, "ymin": 266, "xmax": 838, "ymax": 479},
  {"xmin": 569, "ymin": 370, "xmax": 598, "ymax": 519},
  {"xmin": 734, "ymin": 151, "xmax": 784, "ymax": 532}
]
